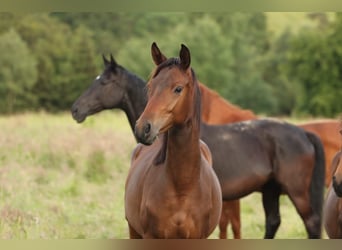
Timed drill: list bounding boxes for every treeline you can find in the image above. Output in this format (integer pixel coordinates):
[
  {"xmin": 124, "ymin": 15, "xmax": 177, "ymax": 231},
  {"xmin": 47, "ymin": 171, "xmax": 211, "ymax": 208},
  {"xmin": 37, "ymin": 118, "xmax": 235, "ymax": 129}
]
[{"xmin": 0, "ymin": 12, "xmax": 341, "ymax": 117}]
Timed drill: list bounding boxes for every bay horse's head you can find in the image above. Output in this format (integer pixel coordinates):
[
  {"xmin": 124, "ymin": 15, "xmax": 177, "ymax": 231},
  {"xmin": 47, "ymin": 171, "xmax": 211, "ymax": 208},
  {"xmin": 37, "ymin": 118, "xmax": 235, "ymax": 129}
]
[
  {"xmin": 332, "ymin": 129, "xmax": 342, "ymax": 197},
  {"xmin": 71, "ymin": 54, "xmax": 126, "ymax": 123},
  {"xmin": 135, "ymin": 42, "xmax": 199, "ymax": 145}
]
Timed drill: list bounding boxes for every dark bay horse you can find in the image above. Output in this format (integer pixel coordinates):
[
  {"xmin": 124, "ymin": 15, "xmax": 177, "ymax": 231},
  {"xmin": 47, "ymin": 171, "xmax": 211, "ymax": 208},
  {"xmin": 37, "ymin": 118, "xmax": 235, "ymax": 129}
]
[
  {"xmin": 125, "ymin": 44, "xmax": 222, "ymax": 238},
  {"xmin": 323, "ymin": 126, "xmax": 342, "ymax": 238},
  {"xmin": 71, "ymin": 56, "xmax": 242, "ymax": 238},
  {"xmin": 200, "ymin": 120, "xmax": 325, "ymax": 238}
]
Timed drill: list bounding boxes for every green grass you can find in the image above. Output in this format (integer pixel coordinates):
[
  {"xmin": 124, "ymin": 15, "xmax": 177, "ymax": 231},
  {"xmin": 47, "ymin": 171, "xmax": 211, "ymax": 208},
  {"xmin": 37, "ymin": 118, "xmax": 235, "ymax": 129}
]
[{"xmin": 0, "ymin": 111, "xmax": 328, "ymax": 238}]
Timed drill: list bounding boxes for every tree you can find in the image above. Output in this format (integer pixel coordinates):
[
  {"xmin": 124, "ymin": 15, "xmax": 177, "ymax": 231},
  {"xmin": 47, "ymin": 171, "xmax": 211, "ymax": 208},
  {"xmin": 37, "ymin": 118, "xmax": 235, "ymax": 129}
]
[
  {"xmin": 263, "ymin": 30, "xmax": 299, "ymax": 115},
  {"xmin": 284, "ymin": 14, "xmax": 342, "ymax": 117},
  {"xmin": 210, "ymin": 13, "xmax": 275, "ymax": 113},
  {"xmin": 0, "ymin": 29, "xmax": 37, "ymax": 113},
  {"xmin": 15, "ymin": 14, "xmax": 102, "ymax": 111}
]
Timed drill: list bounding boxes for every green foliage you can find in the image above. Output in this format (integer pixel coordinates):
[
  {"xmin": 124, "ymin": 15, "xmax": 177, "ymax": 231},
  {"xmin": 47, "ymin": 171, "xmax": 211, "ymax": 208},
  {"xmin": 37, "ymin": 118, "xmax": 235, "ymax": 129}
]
[
  {"xmin": 0, "ymin": 28, "xmax": 37, "ymax": 113},
  {"xmin": 0, "ymin": 12, "xmax": 340, "ymax": 117},
  {"xmin": 263, "ymin": 30, "xmax": 299, "ymax": 115},
  {"xmin": 15, "ymin": 14, "xmax": 100, "ymax": 112},
  {"xmin": 15, "ymin": 14, "xmax": 74, "ymax": 111},
  {"xmin": 284, "ymin": 13, "xmax": 342, "ymax": 117}
]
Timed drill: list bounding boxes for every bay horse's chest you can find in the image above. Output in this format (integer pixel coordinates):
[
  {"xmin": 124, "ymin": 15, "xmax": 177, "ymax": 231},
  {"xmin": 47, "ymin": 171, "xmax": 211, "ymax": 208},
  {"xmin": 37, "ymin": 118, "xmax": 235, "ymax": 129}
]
[{"xmin": 140, "ymin": 189, "xmax": 211, "ymax": 238}]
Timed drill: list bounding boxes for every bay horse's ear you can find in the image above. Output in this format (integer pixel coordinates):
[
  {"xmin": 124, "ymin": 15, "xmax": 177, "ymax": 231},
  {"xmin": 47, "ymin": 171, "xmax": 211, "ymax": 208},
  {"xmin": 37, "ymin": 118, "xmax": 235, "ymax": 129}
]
[
  {"xmin": 102, "ymin": 54, "xmax": 110, "ymax": 66},
  {"xmin": 179, "ymin": 44, "xmax": 191, "ymax": 70},
  {"xmin": 151, "ymin": 42, "xmax": 167, "ymax": 65}
]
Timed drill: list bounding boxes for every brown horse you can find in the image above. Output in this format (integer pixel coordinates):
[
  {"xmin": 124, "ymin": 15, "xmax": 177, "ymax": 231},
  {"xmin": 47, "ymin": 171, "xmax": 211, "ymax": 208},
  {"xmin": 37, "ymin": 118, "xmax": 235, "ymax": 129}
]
[
  {"xmin": 125, "ymin": 44, "xmax": 222, "ymax": 238},
  {"xmin": 324, "ymin": 146, "xmax": 342, "ymax": 238}
]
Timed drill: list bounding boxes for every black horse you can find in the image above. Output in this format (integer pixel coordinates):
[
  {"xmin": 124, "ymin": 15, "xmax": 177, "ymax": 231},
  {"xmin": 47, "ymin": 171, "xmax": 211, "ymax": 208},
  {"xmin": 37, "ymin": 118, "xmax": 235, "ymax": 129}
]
[{"xmin": 71, "ymin": 55, "xmax": 325, "ymax": 238}]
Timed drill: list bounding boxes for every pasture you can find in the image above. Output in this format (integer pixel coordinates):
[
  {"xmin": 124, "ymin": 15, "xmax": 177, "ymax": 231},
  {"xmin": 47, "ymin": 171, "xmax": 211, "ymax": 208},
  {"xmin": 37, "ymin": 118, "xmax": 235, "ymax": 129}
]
[{"xmin": 0, "ymin": 111, "xmax": 328, "ymax": 238}]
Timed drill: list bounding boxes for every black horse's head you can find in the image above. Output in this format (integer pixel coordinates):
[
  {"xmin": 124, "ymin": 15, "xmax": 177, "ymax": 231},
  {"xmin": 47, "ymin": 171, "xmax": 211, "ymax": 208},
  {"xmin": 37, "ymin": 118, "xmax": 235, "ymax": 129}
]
[{"xmin": 71, "ymin": 54, "xmax": 126, "ymax": 123}]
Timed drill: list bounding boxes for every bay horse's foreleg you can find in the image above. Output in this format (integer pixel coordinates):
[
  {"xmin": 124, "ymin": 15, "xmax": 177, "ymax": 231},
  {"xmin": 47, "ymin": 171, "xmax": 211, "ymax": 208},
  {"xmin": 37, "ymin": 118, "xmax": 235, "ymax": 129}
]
[
  {"xmin": 128, "ymin": 224, "xmax": 143, "ymax": 239},
  {"xmin": 262, "ymin": 182, "xmax": 281, "ymax": 239}
]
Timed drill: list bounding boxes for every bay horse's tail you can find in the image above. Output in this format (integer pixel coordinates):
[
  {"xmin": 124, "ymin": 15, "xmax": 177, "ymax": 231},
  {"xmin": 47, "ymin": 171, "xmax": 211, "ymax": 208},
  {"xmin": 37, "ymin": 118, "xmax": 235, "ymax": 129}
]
[{"xmin": 306, "ymin": 131, "xmax": 325, "ymax": 231}]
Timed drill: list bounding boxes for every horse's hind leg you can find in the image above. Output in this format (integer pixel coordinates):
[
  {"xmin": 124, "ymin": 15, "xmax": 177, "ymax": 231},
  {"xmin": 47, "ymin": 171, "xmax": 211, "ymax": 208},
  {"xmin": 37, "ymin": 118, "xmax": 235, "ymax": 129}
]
[
  {"xmin": 262, "ymin": 181, "xmax": 281, "ymax": 239},
  {"xmin": 218, "ymin": 204, "xmax": 229, "ymax": 239},
  {"xmin": 287, "ymin": 193, "xmax": 321, "ymax": 238},
  {"xmin": 218, "ymin": 200, "xmax": 241, "ymax": 239},
  {"xmin": 230, "ymin": 200, "xmax": 241, "ymax": 239}
]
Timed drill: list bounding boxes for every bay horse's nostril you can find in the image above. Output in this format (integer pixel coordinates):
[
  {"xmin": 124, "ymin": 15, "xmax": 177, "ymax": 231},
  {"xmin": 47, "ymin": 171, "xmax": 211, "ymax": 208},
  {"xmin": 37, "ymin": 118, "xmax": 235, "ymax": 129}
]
[{"xmin": 144, "ymin": 123, "xmax": 151, "ymax": 135}]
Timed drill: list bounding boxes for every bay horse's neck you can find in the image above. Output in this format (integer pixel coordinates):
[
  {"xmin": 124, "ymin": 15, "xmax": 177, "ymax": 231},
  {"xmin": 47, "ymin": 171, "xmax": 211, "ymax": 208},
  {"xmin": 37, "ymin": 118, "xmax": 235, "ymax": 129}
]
[
  {"xmin": 164, "ymin": 81, "xmax": 202, "ymax": 192},
  {"xmin": 119, "ymin": 69, "xmax": 147, "ymax": 135}
]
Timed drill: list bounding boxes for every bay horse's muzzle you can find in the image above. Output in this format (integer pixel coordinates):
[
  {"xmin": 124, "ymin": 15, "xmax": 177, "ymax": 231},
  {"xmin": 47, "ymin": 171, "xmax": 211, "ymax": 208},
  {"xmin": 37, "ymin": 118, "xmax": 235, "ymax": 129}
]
[
  {"xmin": 332, "ymin": 175, "xmax": 342, "ymax": 197},
  {"xmin": 135, "ymin": 121, "xmax": 156, "ymax": 146}
]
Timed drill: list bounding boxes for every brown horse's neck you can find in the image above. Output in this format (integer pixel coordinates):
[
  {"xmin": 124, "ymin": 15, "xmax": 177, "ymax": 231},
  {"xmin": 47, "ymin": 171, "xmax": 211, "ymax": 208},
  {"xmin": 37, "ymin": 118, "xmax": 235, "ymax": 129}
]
[{"xmin": 165, "ymin": 121, "xmax": 201, "ymax": 192}]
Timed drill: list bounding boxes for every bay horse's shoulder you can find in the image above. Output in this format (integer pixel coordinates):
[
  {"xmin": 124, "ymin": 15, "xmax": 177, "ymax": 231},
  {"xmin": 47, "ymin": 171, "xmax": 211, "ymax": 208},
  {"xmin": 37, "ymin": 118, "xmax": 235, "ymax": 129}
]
[{"xmin": 199, "ymin": 140, "xmax": 213, "ymax": 166}]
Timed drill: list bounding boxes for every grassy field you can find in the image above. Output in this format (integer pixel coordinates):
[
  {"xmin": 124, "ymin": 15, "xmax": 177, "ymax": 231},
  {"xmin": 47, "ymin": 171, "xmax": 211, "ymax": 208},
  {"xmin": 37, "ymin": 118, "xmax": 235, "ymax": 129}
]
[{"xmin": 0, "ymin": 111, "xmax": 328, "ymax": 239}]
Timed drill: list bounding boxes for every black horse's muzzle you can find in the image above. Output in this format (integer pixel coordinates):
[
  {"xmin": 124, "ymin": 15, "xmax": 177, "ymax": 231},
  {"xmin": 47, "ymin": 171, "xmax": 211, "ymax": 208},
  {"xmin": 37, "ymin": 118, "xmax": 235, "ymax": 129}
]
[{"xmin": 71, "ymin": 105, "xmax": 86, "ymax": 123}]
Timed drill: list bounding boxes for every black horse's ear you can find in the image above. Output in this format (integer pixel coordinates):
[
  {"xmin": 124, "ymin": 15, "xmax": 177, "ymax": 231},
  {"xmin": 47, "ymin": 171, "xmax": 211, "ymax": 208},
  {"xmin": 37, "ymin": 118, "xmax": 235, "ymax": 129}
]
[
  {"xmin": 179, "ymin": 44, "xmax": 191, "ymax": 70},
  {"xmin": 102, "ymin": 54, "xmax": 110, "ymax": 66},
  {"xmin": 110, "ymin": 54, "xmax": 118, "ymax": 69},
  {"xmin": 151, "ymin": 42, "xmax": 167, "ymax": 65}
]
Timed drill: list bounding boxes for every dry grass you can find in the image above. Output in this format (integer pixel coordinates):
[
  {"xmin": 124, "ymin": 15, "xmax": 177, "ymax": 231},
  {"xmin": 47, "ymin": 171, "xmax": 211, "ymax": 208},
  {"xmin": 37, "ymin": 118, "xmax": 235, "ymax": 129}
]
[{"xmin": 0, "ymin": 111, "xmax": 328, "ymax": 238}]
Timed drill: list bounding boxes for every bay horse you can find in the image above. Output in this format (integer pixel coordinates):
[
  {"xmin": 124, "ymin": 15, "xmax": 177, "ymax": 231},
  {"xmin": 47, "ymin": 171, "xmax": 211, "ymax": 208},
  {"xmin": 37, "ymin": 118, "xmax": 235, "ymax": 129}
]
[
  {"xmin": 71, "ymin": 56, "xmax": 243, "ymax": 238},
  {"xmin": 323, "ymin": 127, "xmax": 342, "ymax": 238},
  {"xmin": 125, "ymin": 44, "xmax": 222, "ymax": 238}
]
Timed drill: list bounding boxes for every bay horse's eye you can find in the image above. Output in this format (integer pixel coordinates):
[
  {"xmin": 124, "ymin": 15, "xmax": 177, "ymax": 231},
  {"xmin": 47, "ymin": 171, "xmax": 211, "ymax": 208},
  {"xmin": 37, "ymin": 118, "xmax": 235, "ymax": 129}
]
[
  {"xmin": 174, "ymin": 86, "xmax": 183, "ymax": 94},
  {"xmin": 339, "ymin": 129, "xmax": 342, "ymax": 136}
]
